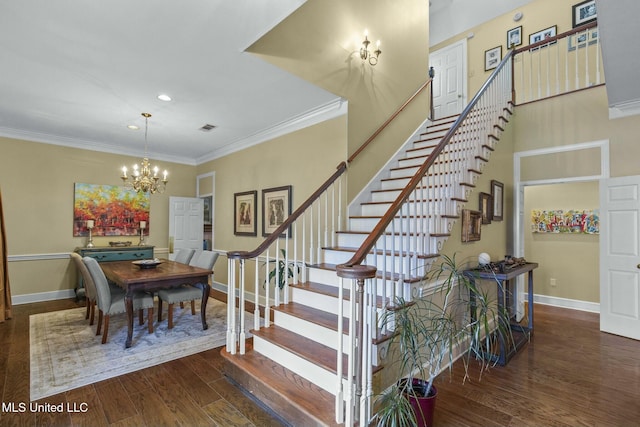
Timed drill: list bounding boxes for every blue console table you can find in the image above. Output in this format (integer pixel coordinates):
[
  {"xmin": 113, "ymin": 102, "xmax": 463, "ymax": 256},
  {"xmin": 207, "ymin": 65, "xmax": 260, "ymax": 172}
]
[{"xmin": 73, "ymin": 245, "xmax": 154, "ymax": 300}]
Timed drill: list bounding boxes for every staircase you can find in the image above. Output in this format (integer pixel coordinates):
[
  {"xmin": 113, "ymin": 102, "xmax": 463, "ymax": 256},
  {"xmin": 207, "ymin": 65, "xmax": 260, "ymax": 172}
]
[{"xmin": 222, "ymin": 105, "xmax": 511, "ymax": 425}]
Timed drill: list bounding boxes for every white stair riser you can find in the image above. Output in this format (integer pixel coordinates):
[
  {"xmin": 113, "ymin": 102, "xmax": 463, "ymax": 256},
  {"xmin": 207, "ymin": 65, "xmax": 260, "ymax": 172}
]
[
  {"xmin": 273, "ymin": 310, "xmax": 384, "ymax": 367},
  {"xmin": 349, "ymin": 205, "xmax": 460, "ymax": 231},
  {"xmin": 337, "ymin": 224, "xmax": 454, "ymax": 250},
  {"xmin": 252, "ymin": 336, "xmax": 344, "ymax": 395},
  {"xmin": 291, "ymin": 286, "xmax": 355, "ymax": 316},
  {"xmin": 362, "ymin": 198, "xmax": 456, "ymax": 217},
  {"xmin": 323, "ymin": 250, "xmax": 430, "ymax": 278}
]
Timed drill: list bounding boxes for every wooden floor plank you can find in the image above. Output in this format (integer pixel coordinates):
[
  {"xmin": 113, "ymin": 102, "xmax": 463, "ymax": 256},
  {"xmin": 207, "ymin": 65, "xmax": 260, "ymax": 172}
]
[{"xmin": 3, "ymin": 297, "xmax": 640, "ymax": 426}]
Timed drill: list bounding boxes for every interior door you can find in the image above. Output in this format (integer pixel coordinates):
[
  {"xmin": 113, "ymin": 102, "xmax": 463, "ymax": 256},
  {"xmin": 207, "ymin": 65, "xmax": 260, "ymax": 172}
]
[
  {"xmin": 600, "ymin": 175, "xmax": 640, "ymax": 340},
  {"xmin": 168, "ymin": 197, "xmax": 204, "ymax": 261},
  {"xmin": 429, "ymin": 39, "xmax": 467, "ymax": 120}
]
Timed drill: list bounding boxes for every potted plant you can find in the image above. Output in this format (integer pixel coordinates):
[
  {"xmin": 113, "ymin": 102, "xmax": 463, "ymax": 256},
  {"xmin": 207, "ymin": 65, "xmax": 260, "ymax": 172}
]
[
  {"xmin": 265, "ymin": 249, "xmax": 301, "ymax": 290},
  {"xmin": 371, "ymin": 253, "xmax": 514, "ymax": 427}
]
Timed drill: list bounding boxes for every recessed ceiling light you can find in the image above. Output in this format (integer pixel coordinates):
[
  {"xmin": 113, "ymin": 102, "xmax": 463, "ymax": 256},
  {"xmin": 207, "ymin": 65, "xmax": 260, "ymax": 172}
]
[
  {"xmin": 157, "ymin": 94, "xmax": 172, "ymax": 102},
  {"xmin": 127, "ymin": 124, "xmax": 139, "ymax": 130}
]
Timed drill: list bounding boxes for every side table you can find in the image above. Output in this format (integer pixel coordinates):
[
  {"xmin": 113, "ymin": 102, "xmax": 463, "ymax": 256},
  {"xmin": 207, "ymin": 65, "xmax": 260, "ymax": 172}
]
[{"xmin": 464, "ymin": 262, "xmax": 538, "ymax": 365}]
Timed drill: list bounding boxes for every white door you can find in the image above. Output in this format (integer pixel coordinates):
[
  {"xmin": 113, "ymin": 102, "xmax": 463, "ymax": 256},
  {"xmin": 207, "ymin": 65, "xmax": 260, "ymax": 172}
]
[
  {"xmin": 429, "ymin": 39, "xmax": 467, "ymax": 120},
  {"xmin": 600, "ymin": 175, "xmax": 640, "ymax": 340},
  {"xmin": 169, "ymin": 197, "xmax": 204, "ymax": 261}
]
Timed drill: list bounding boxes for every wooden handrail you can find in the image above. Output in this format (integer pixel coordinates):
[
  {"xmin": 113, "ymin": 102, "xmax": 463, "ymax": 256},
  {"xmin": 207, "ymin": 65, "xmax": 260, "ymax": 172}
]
[
  {"xmin": 347, "ymin": 78, "xmax": 433, "ymax": 164},
  {"xmin": 338, "ymin": 52, "xmax": 514, "ymax": 269},
  {"xmin": 513, "ymin": 21, "xmax": 597, "ymax": 56},
  {"xmin": 228, "ymin": 161, "xmax": 347, "ymax": 260},
  {"xmin": 228, "ymin": 77, "xmax": 435, "ymax": 261}
]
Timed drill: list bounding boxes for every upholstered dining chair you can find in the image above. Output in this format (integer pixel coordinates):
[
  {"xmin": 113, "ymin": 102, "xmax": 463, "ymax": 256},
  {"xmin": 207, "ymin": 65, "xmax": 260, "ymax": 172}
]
[
  {"xmin": 157, "ymin": 250, "xmax": 219, "ymax": 329},
  {"xmin": 83, "ymin": 256, "xmax": 155, "ymax": 344},
  {"xmin": 71, "ymin": 252, "xmax": 99, "ymax": 325},
  {"xmin": 174, "ymin": 248, "xmax": 196, "ymax": 264}
]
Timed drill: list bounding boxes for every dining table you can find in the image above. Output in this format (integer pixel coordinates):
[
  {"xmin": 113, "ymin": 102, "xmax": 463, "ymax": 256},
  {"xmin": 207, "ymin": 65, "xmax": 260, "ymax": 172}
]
[{"xmin": 100, "ymin": 259, "xmax": 212, "ymax": 348}]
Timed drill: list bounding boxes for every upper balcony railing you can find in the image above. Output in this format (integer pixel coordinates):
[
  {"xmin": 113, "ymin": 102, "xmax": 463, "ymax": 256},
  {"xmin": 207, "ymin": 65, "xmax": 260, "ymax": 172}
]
[{"xmin": 512, "ymin": 21, "xmax": 602, "ymax": 104}]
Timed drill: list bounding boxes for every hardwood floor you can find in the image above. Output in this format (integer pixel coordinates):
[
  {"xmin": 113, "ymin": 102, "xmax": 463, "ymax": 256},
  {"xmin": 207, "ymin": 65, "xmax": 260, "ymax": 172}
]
[
  {"xmin": 1, "ymin": 299, "xmax": 639, "ymax": 426},
  {"xmin": 0, "ymin": 299, "xmax": 285, "ymax": 427},
  {"xmin": 432, "ymin": 304, "xmax": 640, "ymax": 426}
]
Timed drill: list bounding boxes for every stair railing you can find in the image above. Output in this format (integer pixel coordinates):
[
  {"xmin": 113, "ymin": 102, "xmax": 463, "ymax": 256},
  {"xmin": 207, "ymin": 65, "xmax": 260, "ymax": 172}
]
[
  {"xmin": 225, "ymin": 78, "xmax": 433, "ymax": 356},
  {"xmin": 512, "ymin": 21, "xmax": 602, "ymax": 104},
  {"xmin": 337, "ymin": 52, "xmax": 515, "ymax": 425}
]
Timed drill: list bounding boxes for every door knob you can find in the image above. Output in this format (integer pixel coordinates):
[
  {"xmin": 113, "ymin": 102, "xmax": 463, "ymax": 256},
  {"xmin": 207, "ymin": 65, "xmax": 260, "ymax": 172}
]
[{"xmin": 637, "ymin": 264, "xmax": 640, "ymax": 269}]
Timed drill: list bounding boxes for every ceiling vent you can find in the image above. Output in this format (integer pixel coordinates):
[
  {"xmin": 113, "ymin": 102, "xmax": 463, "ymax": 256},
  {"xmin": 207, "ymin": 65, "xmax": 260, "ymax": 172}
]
[{"xmin": 199, "ymin": 124, "xmax": 217, "ymax": 131}]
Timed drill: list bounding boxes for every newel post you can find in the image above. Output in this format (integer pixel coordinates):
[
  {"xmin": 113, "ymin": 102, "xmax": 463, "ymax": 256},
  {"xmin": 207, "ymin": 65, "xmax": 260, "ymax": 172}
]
[{"xmin": 336, "ymin": 264, "xmax": 377, "ymax": 423}]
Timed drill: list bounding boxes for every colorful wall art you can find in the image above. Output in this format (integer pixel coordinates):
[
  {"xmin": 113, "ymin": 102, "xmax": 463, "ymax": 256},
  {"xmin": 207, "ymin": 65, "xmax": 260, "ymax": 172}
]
[
  {"xmin": 531, "ymin": 209, "xmax": 599, "ymax": 234},
  {"xmin": 73, "ymin": 183, "xmax": 150, "ymax": 237}
]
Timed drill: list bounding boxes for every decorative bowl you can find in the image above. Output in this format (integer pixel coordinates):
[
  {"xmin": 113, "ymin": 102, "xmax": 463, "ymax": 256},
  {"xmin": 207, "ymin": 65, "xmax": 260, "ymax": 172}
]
[{"xmin": 132, "ymin": 259, "xmax": 163, "ymax": 269}]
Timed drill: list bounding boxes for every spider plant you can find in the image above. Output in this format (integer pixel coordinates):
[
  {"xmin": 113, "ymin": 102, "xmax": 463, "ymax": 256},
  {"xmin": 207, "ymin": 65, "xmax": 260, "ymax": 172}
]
[{"xmin": 372, "ymin": 253, "xmax": 514, "ymax": 427}]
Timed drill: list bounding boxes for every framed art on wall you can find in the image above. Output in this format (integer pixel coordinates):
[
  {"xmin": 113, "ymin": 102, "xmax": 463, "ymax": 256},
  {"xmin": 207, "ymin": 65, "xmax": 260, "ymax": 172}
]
[
  {"xmin": 529, "ymin": 25, "xmax": 557, "ymax": 50},
  {"xmin": 462, "ymin": 209, "xmax": 482, "ymax": 242},
  {"xmin": 479, "ymin": 192, "xmax": 493, "ymax": 224},
  {"xmin": 484, "ymin": 46, "xmax": 502, "ymax": 71},
  {"xmin": 507, "ymin": 26, "xmax": 522, "ymax": 48},
  {"xmin": 73, "ymin": 183, "xmax": 149, "ymax": 237},
  {"xmin": 234, "ymin": 190, "xmax": 257, "ymax": 236},
  {"xmin": 572, "ymin": 0, "xmax": 597, "ymax": 28},
  {"xmin": 262, "ymin": 185, "xmax": 292, "ymax": 237},
  {"xmin": 491, "ymin": 180, "xmax": 504, "ymax": 221}
]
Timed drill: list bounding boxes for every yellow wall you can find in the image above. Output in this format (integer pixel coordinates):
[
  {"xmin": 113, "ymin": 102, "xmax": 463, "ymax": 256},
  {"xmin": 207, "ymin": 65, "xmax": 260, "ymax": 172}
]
[
  {"xmin": 0, "ymin": 136, "xmax": 196, "ymax": 297},
  {"xmin": 524, "ymin": 181, "xmax": 599, "ymax": 302},
  {"xmin": 430, "ymin": 0, "xmax": 640, "ymax": 306},
  {"xmin": 432, "ymin": 0, "xmax": 585, "ymax": 96},
  {"xmin": 439, "ymin": 120, "xmax": 515, "ymax": 268},
  {"xmin": 196, "ymin": 116, "xmax": 347, "ymax": 286},
  {"xmin": 247, "ymin": 0, "xmax": 430, "ymax": 200}
]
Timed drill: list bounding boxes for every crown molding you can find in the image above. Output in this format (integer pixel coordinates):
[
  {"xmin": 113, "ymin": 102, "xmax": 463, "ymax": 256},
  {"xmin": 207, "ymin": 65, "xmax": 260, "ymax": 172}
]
[
  {"xmin": 0, "ymin": 126, "xmax": 197, "ymax": 166},
  {"xmin": 0, "ymin": 97, "xmax": 347, "ymax": 167},
  {"xmin": 195, "ymin": 97, "xmax": 348, "ymax": 165}
]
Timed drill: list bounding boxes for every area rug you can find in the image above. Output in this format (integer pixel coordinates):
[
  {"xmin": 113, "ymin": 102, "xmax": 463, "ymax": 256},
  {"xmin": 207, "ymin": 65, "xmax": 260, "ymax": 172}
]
[{"xmin": 30, "ymin": 299, "xmax": 252, "ymax": 401}]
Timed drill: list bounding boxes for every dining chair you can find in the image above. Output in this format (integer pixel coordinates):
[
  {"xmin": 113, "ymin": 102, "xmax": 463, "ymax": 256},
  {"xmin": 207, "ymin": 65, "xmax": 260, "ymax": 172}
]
[
  {"xmin": 71, "ymin": 253, "xmax": 126, "ymax": 326},
  {"xmin": 174, "ymin": 248, "xmax": 196, "ymax": 264},
  {"xmin": 71, "ymin": 253, "xmax": 99, "ymax": 325},
  {"xmin": 83, "ymin": 256, "xmax": 156, "ymax": 344},
  {"xmin": 157, "ymin": 250, "xmax": 219, "ymax": 329}
]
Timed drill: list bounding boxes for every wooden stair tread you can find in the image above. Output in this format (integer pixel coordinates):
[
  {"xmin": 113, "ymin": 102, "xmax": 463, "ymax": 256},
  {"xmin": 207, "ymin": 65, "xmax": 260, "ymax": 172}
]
[
  {"xmin": 253, "ymin": 325, "xmax": 347, "ymax": 376},
  {"xmin": 221, "ymin": 340, "xmax": 340, "ymax": 427},
  {"xmin": 323, "ymin": 246, "xmax": 442, "ymax": 260},
  {"xmin": 274, "ymin": 302, "xmax": 349, "ymax": 333},
  {"xmin": 305, "ymin": 266, "xmax": 427, "ymax": 284}
]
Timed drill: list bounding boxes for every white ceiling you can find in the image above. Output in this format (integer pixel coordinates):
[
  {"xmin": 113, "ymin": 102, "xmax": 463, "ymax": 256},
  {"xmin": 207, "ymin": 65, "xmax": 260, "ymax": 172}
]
[
  {"xmin": 1, "ymin": 1, "xmax": 634, "ymax": 166},
  {"xmin": 0, "ymin": 0, "xmax": 341, "ymax": 165}
]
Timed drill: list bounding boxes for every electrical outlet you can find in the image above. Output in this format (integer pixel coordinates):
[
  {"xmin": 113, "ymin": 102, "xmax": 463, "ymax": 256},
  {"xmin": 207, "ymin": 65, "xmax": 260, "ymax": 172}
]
[{"xmin": 550, "ymin": 278, "xmax": 557, "ymax": 287}]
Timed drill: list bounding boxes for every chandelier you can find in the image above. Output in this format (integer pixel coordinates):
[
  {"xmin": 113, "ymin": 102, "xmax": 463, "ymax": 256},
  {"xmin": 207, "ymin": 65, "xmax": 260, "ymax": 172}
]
[{"xmin": 120, "ymin": 113, "xmax": 168, "ymax": 194}]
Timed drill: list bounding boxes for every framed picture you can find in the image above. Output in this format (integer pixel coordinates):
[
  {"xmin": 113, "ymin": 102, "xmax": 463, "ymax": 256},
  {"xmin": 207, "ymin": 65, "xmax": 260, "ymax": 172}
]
[
  {"xmin": 491, "ymin": 180, "xmax": 504, "ymax": 221},
  {"xmin": 262, "ymin": 185, "xmax": 292, "ymax": 237},
  {"xmin": 529, "ymin": 25, "xmax": 557, "ymax": 50},
  {"xmin": 479, "ymin": 192, "xmax": 493, "ymax": 224},
  {"xmin": 572, "ymin": 0, "xmax": 597, "ymax": 28},
  {"xmin": 73, "ymin": 183, "xmax": 149, "ymax": 237},
  {"xmin": 484, "ymin": 46, "xmax": 502, "ymax": 71},
  {"xmin": 234, "ymin": 190, "xmax": 257, "ymax": 236},
  {"xmin": 507, "ymin": 26, "xmax": 522, "ymax": 48},
  {"xmin": 461, "ymin": 209, "xmax": 482, "ymax": 242},
  {"xmin": 567, "ymin": 28, "xmax": 598, "ymax": 51}
]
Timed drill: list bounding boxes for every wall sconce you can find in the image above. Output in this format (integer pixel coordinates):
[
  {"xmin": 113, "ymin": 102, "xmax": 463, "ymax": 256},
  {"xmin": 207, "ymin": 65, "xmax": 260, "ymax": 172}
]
[{"xmin": 360, "ymin": 30, "xmax": 381, "ymax": 66}]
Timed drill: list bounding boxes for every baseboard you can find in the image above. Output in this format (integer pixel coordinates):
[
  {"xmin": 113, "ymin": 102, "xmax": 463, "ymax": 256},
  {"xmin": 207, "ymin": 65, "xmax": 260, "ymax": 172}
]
[
  {"xmin": 12, "ymin": 289, "xmax": 77, "ymax": 305},
  {"xmin": 529, "ymin": 293, "xmax": 600, "ymax": 313}
]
